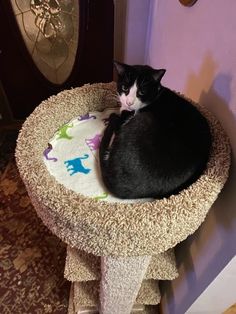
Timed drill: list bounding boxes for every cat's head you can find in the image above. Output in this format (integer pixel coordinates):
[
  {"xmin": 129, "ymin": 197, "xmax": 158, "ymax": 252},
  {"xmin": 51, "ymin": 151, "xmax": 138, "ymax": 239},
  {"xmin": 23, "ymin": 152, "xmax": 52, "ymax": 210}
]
[{"xmin": 114, "ymin": 61, "xmax": 166, "ymax": 112}]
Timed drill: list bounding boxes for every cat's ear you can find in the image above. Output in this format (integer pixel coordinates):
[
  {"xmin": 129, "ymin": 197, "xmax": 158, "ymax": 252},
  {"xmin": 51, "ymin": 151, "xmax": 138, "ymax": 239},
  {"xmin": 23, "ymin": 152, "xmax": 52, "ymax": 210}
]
[
  {"xmin": 114, "ymin": 61, "xmax": 126, "ymax": 75},
  {"xmin": 152, "ymin": 69, "xmax": 166, "ymax": 82}
]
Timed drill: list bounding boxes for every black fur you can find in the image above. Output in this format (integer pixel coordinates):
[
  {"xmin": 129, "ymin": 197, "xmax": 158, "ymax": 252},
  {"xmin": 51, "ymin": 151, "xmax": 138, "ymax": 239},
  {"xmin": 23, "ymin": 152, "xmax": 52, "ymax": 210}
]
[{"xmin": 99, "ymin": 62, "xmax": 212, "ymax": 199}]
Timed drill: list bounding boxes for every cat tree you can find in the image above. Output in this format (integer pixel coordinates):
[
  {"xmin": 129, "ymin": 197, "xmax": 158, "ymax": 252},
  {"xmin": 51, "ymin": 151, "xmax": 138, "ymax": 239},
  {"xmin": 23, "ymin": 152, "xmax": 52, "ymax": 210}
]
[{"xmin": 15, "ymin": 82, "xmax": 230, "ymax": 314}]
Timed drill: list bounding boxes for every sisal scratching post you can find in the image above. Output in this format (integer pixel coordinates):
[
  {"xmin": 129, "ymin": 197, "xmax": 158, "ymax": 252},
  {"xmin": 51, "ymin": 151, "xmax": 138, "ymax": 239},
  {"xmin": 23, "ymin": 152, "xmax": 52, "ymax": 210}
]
[{"xmin": 15, "ymin": 82, "xmax": 231, "ymax": 314}]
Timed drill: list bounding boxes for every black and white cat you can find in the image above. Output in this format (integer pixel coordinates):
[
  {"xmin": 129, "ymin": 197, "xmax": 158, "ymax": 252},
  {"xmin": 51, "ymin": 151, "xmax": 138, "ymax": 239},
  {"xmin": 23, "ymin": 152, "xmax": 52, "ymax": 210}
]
[{"xmin": 99, "ymin": 62, "xmax": 212, "ymax": 199}]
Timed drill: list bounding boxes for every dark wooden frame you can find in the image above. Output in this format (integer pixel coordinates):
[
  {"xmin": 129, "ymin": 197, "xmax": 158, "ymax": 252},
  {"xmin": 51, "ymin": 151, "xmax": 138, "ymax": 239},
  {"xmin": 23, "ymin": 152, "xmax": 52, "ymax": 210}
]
[{"xmin": 0, "ymin": 0, "xmax": 114, "ymax": 122}]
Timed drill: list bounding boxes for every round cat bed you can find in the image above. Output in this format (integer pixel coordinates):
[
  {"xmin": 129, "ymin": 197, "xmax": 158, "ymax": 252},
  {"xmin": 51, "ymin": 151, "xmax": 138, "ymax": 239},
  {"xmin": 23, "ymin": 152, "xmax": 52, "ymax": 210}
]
[{"xmin": 15, "ymin": 82, "xmax": 231, "ymax": 257}]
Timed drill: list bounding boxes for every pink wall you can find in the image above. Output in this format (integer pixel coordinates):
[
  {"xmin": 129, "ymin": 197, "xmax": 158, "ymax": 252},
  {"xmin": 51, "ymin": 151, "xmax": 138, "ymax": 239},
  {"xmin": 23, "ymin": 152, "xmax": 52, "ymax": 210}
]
[
  {"xmin": 145, "ymin": 0, "xmax": 236, "ymax": 313},
  {"xmin": 147, "ymin": 0, "xmax": 236, "ymax": 141},
  {"xmin": 123, "ymin": 0, "xmax": 151, "ymax": 64}
]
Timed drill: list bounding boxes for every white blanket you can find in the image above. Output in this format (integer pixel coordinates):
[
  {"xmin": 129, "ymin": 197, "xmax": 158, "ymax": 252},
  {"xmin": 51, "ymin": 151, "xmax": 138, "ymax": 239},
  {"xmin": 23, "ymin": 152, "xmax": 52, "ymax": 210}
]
[{"xmin": 43, "ymin": 108, "xmax": 147, "ymax": 203}]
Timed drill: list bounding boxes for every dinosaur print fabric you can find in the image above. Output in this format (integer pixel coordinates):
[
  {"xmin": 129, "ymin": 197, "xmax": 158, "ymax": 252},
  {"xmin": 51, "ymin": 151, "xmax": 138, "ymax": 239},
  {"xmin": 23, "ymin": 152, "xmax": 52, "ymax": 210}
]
[{"xmin": 43, "ymin": 108, "xmax": 144, "ymax": 203}]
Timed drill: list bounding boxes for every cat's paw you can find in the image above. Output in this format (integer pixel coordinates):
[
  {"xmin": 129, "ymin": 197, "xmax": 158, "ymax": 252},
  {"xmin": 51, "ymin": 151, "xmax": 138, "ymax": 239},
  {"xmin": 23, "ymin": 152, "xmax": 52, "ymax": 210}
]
[
  {"xmin": 109, "ymin": 113, "xmax": 120, "ymax": 123},
  {"xmin": 106, "ymin": 113, "xmax": 121, "ymax": 131},
  {"xmin": 120, "ymin": 110, "xmax": 134, "ymax": 122}
]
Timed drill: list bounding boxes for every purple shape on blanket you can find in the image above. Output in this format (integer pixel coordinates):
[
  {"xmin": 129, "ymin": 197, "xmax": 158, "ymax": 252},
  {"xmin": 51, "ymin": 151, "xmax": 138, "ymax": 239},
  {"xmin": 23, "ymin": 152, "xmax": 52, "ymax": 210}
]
[
  {"xmin": 64, "ymin": 154, "xmax": 91, "ymax": 175},
  {"xmin": 78, "ymin": 113, "xmax": 96, "ymax": 121},
  {"xmin": 85, "ymin": 134, "xmax": 102, "ymax": 151},
  {"xmin": 43, "ymin": 144, "xmax": 58, "ymax": 162}
]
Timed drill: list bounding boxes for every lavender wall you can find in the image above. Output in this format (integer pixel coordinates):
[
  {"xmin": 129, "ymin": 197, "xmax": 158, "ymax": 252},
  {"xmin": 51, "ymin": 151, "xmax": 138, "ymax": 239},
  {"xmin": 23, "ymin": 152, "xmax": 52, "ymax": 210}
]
[
  {"xmin": 145, "ymin": 0, "xmax": 236, "ymax": 313},
  {"xmin": 123, "ymin": 0, "xmax": 151, "ymax": 64}
]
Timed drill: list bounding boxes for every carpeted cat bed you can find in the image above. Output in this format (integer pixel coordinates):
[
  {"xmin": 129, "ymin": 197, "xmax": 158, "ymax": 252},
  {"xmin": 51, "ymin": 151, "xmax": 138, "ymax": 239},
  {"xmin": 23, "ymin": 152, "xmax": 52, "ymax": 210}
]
[{"xmin": 15, "ymin": 82, "xmax": 231, "ymax": 313}]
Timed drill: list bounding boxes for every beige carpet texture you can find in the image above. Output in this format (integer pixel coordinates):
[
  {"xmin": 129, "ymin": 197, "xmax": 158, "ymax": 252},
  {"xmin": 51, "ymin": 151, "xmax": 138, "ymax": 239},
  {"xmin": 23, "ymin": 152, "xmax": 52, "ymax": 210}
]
[
  {"xmin": 72, "ymin": 280, "xmax": 161, "ymax": 308},
  {"xmin": 65, "ymin": 246, "xmax": 176, "ymax": 313},
  {"xmin": 68, "ymin": 283, "xmax": 158, "ymax": 314},
  {"xmin": 64, "ymin": 247, "xmax": 178, "ymax": 282},
  {"xmin": 100, "ymin": 255, "xmax": 152, "ymax": 314},
  {"xmin": 15, "ymin": 82, "xmax": 231, "ymax": 257}
]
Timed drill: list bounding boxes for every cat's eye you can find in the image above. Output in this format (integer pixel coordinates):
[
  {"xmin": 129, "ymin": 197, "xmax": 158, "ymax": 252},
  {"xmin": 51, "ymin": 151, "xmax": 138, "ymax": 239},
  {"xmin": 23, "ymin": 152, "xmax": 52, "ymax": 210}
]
[
  {"xmin": 121, "ymin": 85, "xmax": 129, "ymax": 92},
  {"xmin": 138, "ymin": 90, "xmax": 145, "ymax": 96}
]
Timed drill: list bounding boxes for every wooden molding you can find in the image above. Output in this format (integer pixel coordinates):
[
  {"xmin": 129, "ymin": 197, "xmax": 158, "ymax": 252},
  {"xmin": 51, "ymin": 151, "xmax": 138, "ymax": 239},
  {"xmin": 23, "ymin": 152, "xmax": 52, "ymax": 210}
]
[
  {"xmin": 113, "ymin": 0, "xmax": 127, "ymax": 62},
  {"xmin": 179, "ymin": 0, "xmax": 198, "ymax": 6}
]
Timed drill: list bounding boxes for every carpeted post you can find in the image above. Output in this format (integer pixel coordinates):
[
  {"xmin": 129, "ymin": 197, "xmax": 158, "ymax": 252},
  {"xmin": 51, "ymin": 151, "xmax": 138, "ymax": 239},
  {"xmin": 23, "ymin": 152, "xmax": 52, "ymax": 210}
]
[{"xmin": 100, "ymin": 255, "xmax": 151, "ymax": 314}]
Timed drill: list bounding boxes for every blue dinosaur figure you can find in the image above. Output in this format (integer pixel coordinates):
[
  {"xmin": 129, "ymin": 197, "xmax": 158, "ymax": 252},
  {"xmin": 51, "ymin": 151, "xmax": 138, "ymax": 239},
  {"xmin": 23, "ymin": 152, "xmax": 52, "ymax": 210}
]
[{"xmin": 64, "ymin": 154, "xmax": 91, "ymax": 175}]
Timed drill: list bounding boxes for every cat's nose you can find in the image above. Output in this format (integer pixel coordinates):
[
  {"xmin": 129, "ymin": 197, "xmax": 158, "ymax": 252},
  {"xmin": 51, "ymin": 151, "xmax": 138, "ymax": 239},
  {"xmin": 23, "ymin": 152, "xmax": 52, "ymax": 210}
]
[{"xmin": 126, "ymin": 100, "xmax": 133, "ymax": 107}]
